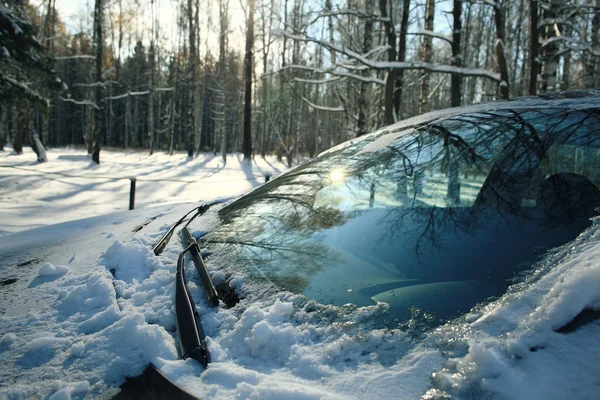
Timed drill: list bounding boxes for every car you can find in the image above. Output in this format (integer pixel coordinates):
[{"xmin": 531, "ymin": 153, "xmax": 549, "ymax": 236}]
[{"xmin": 2, "ymin": 90, "xmax": 600, "ymax": 399}]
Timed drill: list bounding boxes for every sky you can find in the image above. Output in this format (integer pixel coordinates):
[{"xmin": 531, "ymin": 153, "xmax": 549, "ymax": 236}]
[{"xmin": 48, "ymin": 0, "xmax": 247, "ymax": 57}]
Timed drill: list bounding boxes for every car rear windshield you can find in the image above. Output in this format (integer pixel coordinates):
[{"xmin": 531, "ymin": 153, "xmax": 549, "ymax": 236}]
[{"xmin": 206, "ymin": 108, "xmax": 600, "ymax": 329}]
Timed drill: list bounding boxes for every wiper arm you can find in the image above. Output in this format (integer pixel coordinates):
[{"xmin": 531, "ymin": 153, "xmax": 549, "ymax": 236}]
[
  {"xmin": 175, "ymin": 243, "xmax": 211, "ymax": 367},
  {"xmin": 181, "ymin": 227, "xmax": 220, "ymax": 306},
  {"xmin": 152, "ymin": 201, "xmax": 219, "ymax": 256}
]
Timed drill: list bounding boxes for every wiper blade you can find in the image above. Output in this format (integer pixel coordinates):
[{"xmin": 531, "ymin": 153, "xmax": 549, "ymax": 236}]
[
  {"xmin": 181, "ymin": 227, "xmax": 220, "ymax": 306},
  {"xmin": 152, "ymin": 201, "xmax": 219, "ymax": 256},
  {"xmin": 175, "ymin": 243, "xmax": 211, "ymax": 367}
]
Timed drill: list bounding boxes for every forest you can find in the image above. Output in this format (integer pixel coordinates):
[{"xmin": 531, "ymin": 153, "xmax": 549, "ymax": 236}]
[{"xmin": 1, "ymin": 0, "xmax": 599, "ymax": 165}]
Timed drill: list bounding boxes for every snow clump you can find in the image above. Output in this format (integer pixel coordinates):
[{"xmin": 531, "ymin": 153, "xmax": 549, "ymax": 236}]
[{"xmin": 38, "ymin": 263, "xmax": 70, "ymax": 276}]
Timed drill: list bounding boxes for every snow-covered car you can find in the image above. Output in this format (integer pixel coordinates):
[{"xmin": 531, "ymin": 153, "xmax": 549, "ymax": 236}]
[{"xmin": 2, "ymin": 90, "xmax": 600, "ymax": 399}]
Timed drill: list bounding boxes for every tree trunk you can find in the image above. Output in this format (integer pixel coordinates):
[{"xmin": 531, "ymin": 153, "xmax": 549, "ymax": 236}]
[
  {"xmin": 13, "ymin": 106, "xmax": 26, "ymax": 154},
  {"xmin": 511, "ymin": 0, "xmax": 526, "ymax": 96},
  {"xmin": 540, "ymin": 0, "xmax": 563, "ymax": 92},
  {"xmin": 396, "ymin": 0, "xmax": 410, "ymax": 119},
  {"xmin": 187, "ymin": 0, "xmax": 197, "ymax": 157},
  {"xmin": 451, "ymin": 0, "xmax": 462, "ymax": 107},
  {"xmin": 218, "ymin": 0, "xmax": 228, "ymax": 163},
  {"xmin": 493, "ymin": 0, "xmax": 510, "ymax": 99},
  {"xmin": 419, "ymin": 0, "xmax": 435, "ymax": 114},
  {"xmin": 357, "ymin": 0, "xmax": 375, "ymax": 136},
  {"xmin": 32, "ymin": 132, "xmax": 47, "ymax": 162},
  {"xmin": 242, "ymin": 0, "xmax": 255, "ymax": 161},
  {"xmin": 259, "ymin": 0, "xmax": 272, "ymax": 158},
  {"xmin": 148, "ymin": 43, "xmax": 155, "ymax": 155},
  {"xmin": 92, "ymin": 0, "xmax": 103, "ymax": 164},
  {"xmin": 125, "ymin": 95, "xmax": 130, "ymax": 148},
  {"xmin": 380, "ymin": 0, "xmax": 397, "ymax": 125},
  {"xmin": 585, "ymin": 0, "xmax": 599, "ymax": 88},
  {"xmin": 529, "ymin": 0, "xmax": 539, "ymax": 95},
  {"xmin": 0, "ymin": 105, "xmax": 4, "ymax": 151}
]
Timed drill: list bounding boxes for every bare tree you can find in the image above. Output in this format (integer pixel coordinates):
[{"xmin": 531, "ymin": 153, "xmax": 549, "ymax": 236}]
[
  {"xmin": 92, "ymin": 0, "xmax": 103, "ymax": 164},
  {"xmin": 357, "ymin": 0, "xmax": 376, "ymax": 136},
  {"xmin": 419, "ymin": 0, "xmax": 435, "ymax": 114},
  {"xmin": 451, "ymin": 0, "xmax": 463, "ymax": 107},
  {"xmin": 492, "ymin": 0, "xmax": 510, "ymax": 99},
  {"xmin": 242, "ymin": 0, "xmax": 255, "ymax": 161}
]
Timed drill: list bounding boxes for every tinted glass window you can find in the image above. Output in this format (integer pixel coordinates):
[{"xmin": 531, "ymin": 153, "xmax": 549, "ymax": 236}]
[{"xmin": 205, "ymin": 109, "xmax": 600, "ymax": 329}]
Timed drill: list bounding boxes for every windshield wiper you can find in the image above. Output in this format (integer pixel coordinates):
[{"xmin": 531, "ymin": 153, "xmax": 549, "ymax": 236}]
[
  {"xmin": 175, "ymin": 243, "xmax": 211, "ymax": 367},
  {"xmin": 152, "ymin": 201, "xmax": 219, "ymax": 255},
  {"xmin": 181, "ymin": 226, "xmax": 220, "ymax": 306}
]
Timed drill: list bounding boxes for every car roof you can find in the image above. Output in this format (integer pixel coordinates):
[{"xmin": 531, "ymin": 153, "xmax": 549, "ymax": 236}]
[{"xmin": 318, "ymin": 89, "xmax": 600, "ymax": 158}]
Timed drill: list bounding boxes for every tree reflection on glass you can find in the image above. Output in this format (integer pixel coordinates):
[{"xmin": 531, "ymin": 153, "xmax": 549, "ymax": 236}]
[{"xmin": 205, "ymin": 108, "xmax": 600, "ymax": 328}]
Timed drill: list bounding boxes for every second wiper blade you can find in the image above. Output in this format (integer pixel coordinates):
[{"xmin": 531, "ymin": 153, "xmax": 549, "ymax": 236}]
[
  {"xmin": 153, "ymin": 201, "xmax": 219, "ymax": 256},
  {"xmin": 181, "ymin": 227, "xmax": 220, "ymax": 306}
]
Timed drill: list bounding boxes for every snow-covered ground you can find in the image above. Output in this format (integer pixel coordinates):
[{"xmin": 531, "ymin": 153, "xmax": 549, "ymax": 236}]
[
  {"xmin": 0, "ymin": 147, "xmax": 287, "ymax": 236},
  {"xmin": 1, "ymin": 146, "xmax": 600, "ymax": 399}
]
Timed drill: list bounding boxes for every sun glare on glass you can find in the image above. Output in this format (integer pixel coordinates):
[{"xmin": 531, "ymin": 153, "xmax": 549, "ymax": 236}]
[{"xmin": 329, "ymin": 169, "xmax": 345, "ymax": 183}]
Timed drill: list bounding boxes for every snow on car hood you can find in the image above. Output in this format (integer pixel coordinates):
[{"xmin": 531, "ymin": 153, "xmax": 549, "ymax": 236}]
[{"xmin": 1, "ymin": 203, "xmax": 599, "ymax": 399}]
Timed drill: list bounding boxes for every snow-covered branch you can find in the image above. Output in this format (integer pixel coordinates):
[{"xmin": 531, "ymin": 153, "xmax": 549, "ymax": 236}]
[
  {"xmin": 0, "ymin": 72, "xmax": 49, "ymax": 107},
  {"xmin": 73, "ymin": 81, "xmax": 118, "ymax": 88},
  {"xmin": 275, "ymin": 31, "xmax": 502, "ymax": 82},
  {"xmin": 54, "ymin": 55, "xmax": 95, "ymax": 60},
  {"xmin": 304, "ymin": 8, "xmax": 390, "ymax": 29},
  {"xmin": 59, "ymin": 97, "xmax": 99, "ymax": 109},
  {"xmin": 283, "ymin": 64, "xmax": 385, "ymax": 85},
  {"xmin": 538, "ymin": 18, "xmax": 586, "ymax": 42},
  {"xmin": 102, "ymin": 90, "xmax": 151, "ymax": 101},
  {"xmin": 292, "ymin": 76, "xmax": 343, "ymax": 85},
  {"xmin": 479, "ymin": 0, "xmax": 499, "ymax": 9},
  {"xmin": 541, "ymin": 36, "xmax": 600, "ymax": 57},
  {"xmin": 298, "ymin": 95, "xmax": 345, "ymax": 112},
  {"xmin": 408, "ymin": 30, "xmax": 453, "ymax": 45},
  {"xmin": 363, "ymin": 45, "xmax": 392, "ymax": 59}
]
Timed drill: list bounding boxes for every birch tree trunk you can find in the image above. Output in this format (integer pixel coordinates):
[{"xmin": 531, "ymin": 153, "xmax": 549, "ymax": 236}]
[{"xmin": 540, "ymin": 0, "xmax": 563, "ymax": 92}]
